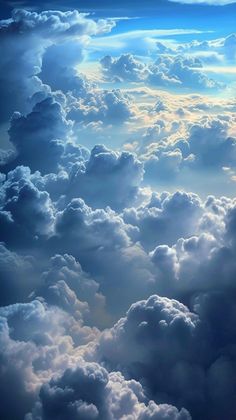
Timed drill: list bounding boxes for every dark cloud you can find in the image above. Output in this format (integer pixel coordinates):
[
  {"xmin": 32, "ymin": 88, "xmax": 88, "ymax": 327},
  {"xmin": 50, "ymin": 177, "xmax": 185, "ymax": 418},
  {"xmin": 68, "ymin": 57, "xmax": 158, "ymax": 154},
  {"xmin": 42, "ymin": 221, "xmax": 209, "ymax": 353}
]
[
  {"xmin": 0, "ymin": 9, "xmax": 114, "ymax": 124},
  {"xmin": 0, "ymin": 165, "xmax": 55, "ymax": 248},
  {"xmin": 40, "ymin": 40, "xmax": 89, "ymax": 95},
  {"xmin": 27, "ymin": 360, "xmax": 190, "ymax": 420},
  {"xmin": 0, "ymin": 243, "xmax": 36, "ymax": 306},
  {"xmin": 0, "ymin": 299, "xmax": 99, "ymax": 420},
  {"xmin": 98, "ymin": 292, "xmax": 236, "ymax": 420},
  {"xmin": 6, "ymin": 97, "xmax": 71, "ymax": 173},
  {"xmin": 60, "ymin": 144, "xmax": 144, "ymax": 211},
  {"xmin": 50, "ymin": 197, "xmax": 155, "ymax": 317},
  {"xmin": 37, "ymin": 253, "xmax": 107, "ymax": 327}
]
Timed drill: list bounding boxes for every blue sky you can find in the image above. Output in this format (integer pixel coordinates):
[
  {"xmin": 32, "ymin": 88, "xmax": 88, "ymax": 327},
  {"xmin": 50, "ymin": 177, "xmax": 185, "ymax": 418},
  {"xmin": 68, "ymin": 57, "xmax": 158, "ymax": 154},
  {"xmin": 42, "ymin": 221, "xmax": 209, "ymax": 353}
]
[{"xmin": 1, "ymin": 0, "xmax": 236, "ymax": 35}]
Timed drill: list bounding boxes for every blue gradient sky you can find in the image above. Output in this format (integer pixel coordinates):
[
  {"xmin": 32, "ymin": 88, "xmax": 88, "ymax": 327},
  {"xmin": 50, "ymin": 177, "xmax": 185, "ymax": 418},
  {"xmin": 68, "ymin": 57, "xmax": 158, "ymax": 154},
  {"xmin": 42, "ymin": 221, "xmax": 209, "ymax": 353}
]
[{"xmin": 1, "ymin": 0, "xmax": 236, "ymax": 36}]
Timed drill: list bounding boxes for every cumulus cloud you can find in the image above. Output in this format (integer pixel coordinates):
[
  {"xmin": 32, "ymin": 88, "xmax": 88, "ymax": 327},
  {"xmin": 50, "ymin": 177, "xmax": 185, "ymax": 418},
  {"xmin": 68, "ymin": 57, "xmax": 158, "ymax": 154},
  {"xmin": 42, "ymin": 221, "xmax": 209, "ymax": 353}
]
[
  {"xmin": 2, "ymin": 143, "xmax": 143, "ymax": 212},
  {"xmin": 123, "ymin": 191, "xmax": 202, "ymax": 251},
  {"xmin": 40, "ymin": 41, "xmax": 90, "ymax": 95},
  {"xmin": 68, "ymin": 89, "xmax": 134, "ymax": 126},
  {"xmin": 148, "ymin": 196, "xmax": 236, "ymax": 302},
  {"xmin": 0, "ymin": 243, "xmax": 36, "ymax": 306},
  {"xmin": 6, "ymin": 97, "xmax": 72, "ymax": 173},
  {"xmin": 37, "ymin": 253, "xmax": 107, "ymax": 327},
  {"xmin": 0, "ymin": 9, "xmax": 115, "ymax": 124},
  {"xmin": 57, "ymin": 144, "xmax": 144, "ymax": 211},
  {"xmin": 0, "ymin": 299, "xmax": 99, "ymax": 420},
  {"xmin": 147, "ymin": 55, "xmax": 221, "ymax": 90},
  {"xmin": 27, "ymin": 360, "xmax": 190, "ymax": 420},
  {"xmin": 186, "ymin": 117, "xmax": 236, "ymax": 168},
  {"xmin": 51, "ymin": 197, "xmax": 155, "ymax": 317},
  {"xmin": 101, "ymin": 53, "xmax": 148, "ymax": 83},
  {"xmin": 54, "ymin": 198, "xmax": 132, "ymax": 250},
  {"xmin": 0, "ymin": 165, "xmax": 55, "ymax": 248},
  {"xmin": 97, "ymin": 291, "xmax": 236, "ymax": 420},
  {"xmin": 140, "ymin": 115, "xmax": 236, "ymax": 186},
  {"xmin": 101, "ymin": 53, "xmax": 222, "ymax": 91},
  {"xmin": 0, "ymin": 163, "xmax": 150, "ymax": 319},
  {"xmin": 175, "ymin": 33, "xmax": 236, "ymax": 65}
]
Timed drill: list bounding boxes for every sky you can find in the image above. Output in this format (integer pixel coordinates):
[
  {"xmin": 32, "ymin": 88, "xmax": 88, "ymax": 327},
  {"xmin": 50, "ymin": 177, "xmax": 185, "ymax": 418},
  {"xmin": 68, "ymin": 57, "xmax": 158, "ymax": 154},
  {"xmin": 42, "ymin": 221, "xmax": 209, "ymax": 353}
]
[{"xmin": 0, "ymin": 1, "xmax": 236, "ymax": 420}]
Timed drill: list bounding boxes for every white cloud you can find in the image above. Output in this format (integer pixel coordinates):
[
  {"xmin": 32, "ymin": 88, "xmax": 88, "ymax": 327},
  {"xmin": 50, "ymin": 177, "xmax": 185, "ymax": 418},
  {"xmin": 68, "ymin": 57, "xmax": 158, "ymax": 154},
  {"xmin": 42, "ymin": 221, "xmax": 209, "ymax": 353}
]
[{"xmin": 169, "ymin": 0, "xmax": 236, "ymax": 4}]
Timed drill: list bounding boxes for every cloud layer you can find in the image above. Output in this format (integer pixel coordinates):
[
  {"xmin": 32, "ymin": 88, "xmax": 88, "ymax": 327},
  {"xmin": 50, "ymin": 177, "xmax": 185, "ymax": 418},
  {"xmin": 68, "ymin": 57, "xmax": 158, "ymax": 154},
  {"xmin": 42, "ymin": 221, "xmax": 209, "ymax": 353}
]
[{"xmin": 0, "ymin": 7, "xmax": 236, "ymax": 420}]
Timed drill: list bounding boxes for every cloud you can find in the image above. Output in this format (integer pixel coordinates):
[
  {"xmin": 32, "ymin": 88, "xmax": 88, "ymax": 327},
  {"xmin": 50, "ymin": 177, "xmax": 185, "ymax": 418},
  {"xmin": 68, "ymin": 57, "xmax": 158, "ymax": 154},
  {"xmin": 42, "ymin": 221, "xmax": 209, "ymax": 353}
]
[
  {"xmin": 3, "ymin": 9, "xmax": 114, "ymax": 38},
  {"xmin": 92, "ymin": 28, "xmax": 207, "ymax": 56},
  {"xmin": 57, "ymin": 144, "xmax": 144, "ymax": 211},
  {"xmin": 0, "ymin": 163, "xmax": 149, "ymax": 319},
  {"xmin": 0, "ymin": 165, "xmax": 55, "ymax": 248},
  {"xmin": 149, "ymin": 195, "xmax": 236, "ymax": 300},
  {"xmin": 51, "ymin": 197, "xmax": 155, "ymax": 317},
  {"xmin": 143, "ymin": 148, "xmax": 185, "ymax": 181},
  {"xmin": 0, "ymin": 299, "xmax": 99, "ymax": 420},
  {"xmin": 0, "ymin": 9, "xmax": 115, "ymax": 124},
  {"xmin": 101, "ymin": 54, "xmax": 148, "ymax": 83},
  {"xmin": 2, "ymin": 144, "xmax": 143, "ymax": 213},
  {"xmin": 169, "ymin": 0, "xmax": 236, "ymax": 5},
  {"xmin": 147, "ymin": 55, "xmax": 222, "ymax": 90},
  {"xmin": 186, "ymin": 117, "xmax": 236, "ymax": 168},
  {"xmin": 2, "ymin": 187, "xmax": 236, "ymax": 418},
  {"xmin": 68, "ymin": 89, "xmax": 134, "ymax": 126},
  {"xmin": 101, "ymin": 53, "xmax": 222, "ymax": 91},
  {"xmin": 174, "ymin": 33, "xmax": 236, "ymax": 64},
  {"xmin": 0, "ymin": 243, "xmax": 36, "ymax": 306},
  {"xmin": 140, "ymin": 115, "xmax": 236, "ymax": 187},
  {"xmin": 6, "ymin": 97, "xmax": 71, "ymax": 173},
  {"xmin": 54, "ymin": 198, "xmax": 132, "ymax": 250},
  {"xmin": 27, "ymin": 360, "xmax": 190, "ymax": 420},
  {"xmin": 37, "ymin": 253, "xmax": 107, "ymax": 327},
  {"xmin": 97, "ymin": 290, "xmax": 236, "ymax": 419},
  {"xmin": 40, "ymin": 40, "xmax": 89, "ymax": 95},
  {"xmin": 223, "ymin": 34, "xmax": 236, "ymax": 60},
  {"xmin": 123, "ymin": 191, "xmax": 202, "ymax": 251},
  {"xmin": 98, "ymin": 295, "xmax": 202, "ymax": 414},
  {"xmin": 2, "ymin": 151, "xmax": 236, "ymax": 325}
]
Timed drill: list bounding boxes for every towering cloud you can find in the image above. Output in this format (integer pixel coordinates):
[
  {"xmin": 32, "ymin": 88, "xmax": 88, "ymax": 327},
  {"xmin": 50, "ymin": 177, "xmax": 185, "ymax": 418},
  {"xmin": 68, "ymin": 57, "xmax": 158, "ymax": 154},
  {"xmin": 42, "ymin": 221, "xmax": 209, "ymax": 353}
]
[
  {"xmin": 27, "ymin": 361, "xmax": 191, "ymax": 420},
  {"xmin": 97, "ymin": 292, "xmax": 236, "ymax": 419},
  {"xmin": 0, "ymin": 9, "xmax": 114, "ymax": 124},
  {"xmin": 7, "ymin": 97, "xmax": 71, "ymax": 173}
]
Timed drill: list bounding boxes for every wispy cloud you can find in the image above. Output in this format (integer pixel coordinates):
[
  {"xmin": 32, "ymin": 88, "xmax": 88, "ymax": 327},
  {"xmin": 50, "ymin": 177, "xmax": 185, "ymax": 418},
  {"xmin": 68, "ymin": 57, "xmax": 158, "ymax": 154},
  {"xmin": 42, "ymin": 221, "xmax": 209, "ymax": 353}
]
[
  {"xmin": 91, "ymin": 28, "xmax": 211, "ymax": 52},
  {"xmin": 169, "ymin": 0, "xmax": 236, "ymax": 5}
]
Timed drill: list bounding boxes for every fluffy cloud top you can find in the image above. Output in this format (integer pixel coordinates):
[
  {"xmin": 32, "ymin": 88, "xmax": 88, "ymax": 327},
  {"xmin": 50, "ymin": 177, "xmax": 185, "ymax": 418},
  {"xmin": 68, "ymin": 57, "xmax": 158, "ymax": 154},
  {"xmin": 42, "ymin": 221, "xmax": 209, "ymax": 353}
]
[
  {"xmin": 27, "ymin": 360, "xmax": 191, "ymax": 420},
  {"xmin": 101, "ymin": 53, "xmax": 222, "ymax": 91},
  {"xmin": 0, "ymin": 9, "xmax": 114, "ymax": 124},
  {"xmin": 98, "ymin": 291, "xmax": 236, "ymax": 419}
]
